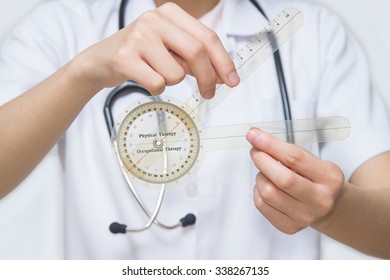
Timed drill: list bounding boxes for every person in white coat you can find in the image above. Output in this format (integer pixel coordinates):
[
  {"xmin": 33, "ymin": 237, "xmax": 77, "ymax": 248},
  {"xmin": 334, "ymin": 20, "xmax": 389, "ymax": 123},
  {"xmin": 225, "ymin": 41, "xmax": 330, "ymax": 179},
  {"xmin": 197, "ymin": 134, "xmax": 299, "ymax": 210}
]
[{"xmin": 0, "ymin": 0, "xmax": 390, "ymax": 259}]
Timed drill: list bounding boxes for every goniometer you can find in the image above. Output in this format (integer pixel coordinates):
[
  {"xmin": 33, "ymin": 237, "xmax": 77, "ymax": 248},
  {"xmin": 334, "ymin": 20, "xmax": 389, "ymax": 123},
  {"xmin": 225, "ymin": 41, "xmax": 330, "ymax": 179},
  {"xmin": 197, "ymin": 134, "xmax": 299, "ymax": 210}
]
[{"xmin": 111, "ymin": 7, "xmax": 350, "ymax": 188}]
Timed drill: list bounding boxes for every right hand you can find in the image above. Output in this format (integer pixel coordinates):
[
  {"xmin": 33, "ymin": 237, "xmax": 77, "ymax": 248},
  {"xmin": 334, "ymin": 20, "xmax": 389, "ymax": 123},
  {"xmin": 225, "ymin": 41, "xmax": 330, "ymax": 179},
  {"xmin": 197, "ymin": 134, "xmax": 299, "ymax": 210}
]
[{"xmin": 74, "ymin": 2, "xmax": 240, "ymax": 99}]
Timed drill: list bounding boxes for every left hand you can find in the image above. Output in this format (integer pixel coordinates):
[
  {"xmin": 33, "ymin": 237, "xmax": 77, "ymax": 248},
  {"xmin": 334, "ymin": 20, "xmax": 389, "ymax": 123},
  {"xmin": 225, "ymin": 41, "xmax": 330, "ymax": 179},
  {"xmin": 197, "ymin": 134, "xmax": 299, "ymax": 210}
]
[{"xmin": 246, "ymin": 128, "xmax": 345, "ymax": 234}]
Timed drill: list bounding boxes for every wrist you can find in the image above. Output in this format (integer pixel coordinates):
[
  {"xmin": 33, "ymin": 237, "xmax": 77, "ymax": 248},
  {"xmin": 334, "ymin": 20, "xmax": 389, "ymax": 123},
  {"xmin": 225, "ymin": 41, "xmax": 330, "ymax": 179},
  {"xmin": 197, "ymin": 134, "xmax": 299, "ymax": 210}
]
[
  {"xmin": 311, "ymin": 182, "xmax": 348, "ymax": 233},
  {"xmin": 66, "ymin": 52, "xmax": 106, "ymax": 98}
]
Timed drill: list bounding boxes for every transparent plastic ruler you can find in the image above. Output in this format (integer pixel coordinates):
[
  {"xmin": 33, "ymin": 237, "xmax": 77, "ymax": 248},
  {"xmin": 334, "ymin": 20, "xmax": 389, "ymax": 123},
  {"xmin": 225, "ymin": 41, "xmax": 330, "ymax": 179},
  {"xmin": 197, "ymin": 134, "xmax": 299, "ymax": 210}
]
[
  {"xmin": 185, "ymin": 7, "xmax": 304, "ymax": 118},
  {"xmin": 111, "ymin": 8, "xmax": 351, "ymax": 188}
]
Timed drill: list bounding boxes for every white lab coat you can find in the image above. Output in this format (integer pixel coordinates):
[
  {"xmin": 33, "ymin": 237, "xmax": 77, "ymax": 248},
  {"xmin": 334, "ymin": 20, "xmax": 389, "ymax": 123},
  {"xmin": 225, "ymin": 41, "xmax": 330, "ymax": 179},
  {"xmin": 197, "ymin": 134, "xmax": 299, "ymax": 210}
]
[{"xmin": 0, "ymin": 0, "xmax": 389, "ymax": 259}]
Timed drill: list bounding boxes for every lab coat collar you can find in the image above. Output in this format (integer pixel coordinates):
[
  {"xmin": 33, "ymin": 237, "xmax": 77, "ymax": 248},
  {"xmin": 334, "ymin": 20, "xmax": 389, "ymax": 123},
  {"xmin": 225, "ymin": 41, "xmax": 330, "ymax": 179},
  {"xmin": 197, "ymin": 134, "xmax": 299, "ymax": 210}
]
[{"xmin": 221, "ymin": 0, "xmax": 270, "ymax": 36}]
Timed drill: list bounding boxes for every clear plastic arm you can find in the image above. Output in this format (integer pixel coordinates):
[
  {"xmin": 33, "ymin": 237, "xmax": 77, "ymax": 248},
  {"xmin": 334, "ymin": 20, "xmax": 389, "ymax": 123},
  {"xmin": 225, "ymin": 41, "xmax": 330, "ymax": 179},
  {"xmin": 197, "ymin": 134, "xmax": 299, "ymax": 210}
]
[
  {"xmin": 201, "ymin": 116, "xmax": 351, "ymax": 151},
  {"xmin": 187, "ymin": 7, "xmax": 304, "ymax": 118}
]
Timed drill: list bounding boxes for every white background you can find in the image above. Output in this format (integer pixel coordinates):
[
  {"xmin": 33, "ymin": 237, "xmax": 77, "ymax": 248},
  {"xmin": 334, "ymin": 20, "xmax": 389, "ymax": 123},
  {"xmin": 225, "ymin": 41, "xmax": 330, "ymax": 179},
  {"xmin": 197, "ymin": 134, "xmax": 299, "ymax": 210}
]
[{"xmin": 0, "ymin": 0, "xmax": 389, "ymax": 259}]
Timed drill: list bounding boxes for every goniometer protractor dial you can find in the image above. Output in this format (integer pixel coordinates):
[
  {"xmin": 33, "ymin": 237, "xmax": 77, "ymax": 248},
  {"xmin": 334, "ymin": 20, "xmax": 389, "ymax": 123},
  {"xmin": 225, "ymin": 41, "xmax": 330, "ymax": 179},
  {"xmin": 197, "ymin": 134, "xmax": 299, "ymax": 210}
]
[{"xmin": 116, "ymin": 100, "xmax": 201, "ymax": 185}]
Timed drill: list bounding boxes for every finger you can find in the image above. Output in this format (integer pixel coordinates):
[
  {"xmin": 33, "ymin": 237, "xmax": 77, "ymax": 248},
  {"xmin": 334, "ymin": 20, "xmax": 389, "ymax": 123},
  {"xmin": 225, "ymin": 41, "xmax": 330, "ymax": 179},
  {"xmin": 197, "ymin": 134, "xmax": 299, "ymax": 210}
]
[
  {"xmin": 250, "ymin": 148, "xmax": 316, "ymax": 202},
  {"xmin": 253, "ymin": 186, "xmax": 302, "ymax": 234},
  {"xmin": 143, "ymin": 44, "xmax": 186, "ymax": 86},
  {"xmin": 127, "ymin": 8, "xmax": 220, "ymax": 98},
  {"xmin": 147, "ymin": 19, "xmax": 217, "ymax": 99},
  {"xmin": 182, "ymin": 42, "xmax": 218, "ymax": 99},
  {"xmin": 247, "ymin": 128, "xmax": 330, "ymax": 182},
  {"xmin": 124, "ymin": 58, "xmax": 166, "ymax": 95},
  {"xmin": 170, "ymin": 52, "xmax": 224, "ymax": 84},
  {"xmin": 255, "ymin": 173, "xmax": 315, "ymax": 226},
  {"xmin": 158, "ymin": 3, "xmax": 240, "ymax": 87}
]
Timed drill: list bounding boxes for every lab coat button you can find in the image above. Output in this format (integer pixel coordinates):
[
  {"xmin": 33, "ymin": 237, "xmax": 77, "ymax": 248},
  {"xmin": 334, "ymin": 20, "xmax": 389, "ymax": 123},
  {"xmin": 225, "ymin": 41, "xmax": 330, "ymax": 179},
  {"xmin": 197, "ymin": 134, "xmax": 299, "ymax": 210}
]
[{"xmin": 186, "ymin": 184, "xmax": 198, "ymax": 197}]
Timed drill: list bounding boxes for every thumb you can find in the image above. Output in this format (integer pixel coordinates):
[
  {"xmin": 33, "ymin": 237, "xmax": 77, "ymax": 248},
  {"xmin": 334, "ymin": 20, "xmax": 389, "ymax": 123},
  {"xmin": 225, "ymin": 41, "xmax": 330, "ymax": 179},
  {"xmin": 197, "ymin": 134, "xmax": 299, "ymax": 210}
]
[{"xmin": 246, "ymin": 128, "xmax": 263, "ymax": 149}]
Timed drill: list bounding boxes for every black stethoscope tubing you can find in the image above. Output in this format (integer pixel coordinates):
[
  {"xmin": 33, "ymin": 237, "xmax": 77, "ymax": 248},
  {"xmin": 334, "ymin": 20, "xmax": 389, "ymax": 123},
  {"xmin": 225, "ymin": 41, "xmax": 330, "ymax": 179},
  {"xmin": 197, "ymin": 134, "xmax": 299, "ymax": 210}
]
[{"xmin": 104, "ymin": 80, "xmax": 149, "ymax": 139}]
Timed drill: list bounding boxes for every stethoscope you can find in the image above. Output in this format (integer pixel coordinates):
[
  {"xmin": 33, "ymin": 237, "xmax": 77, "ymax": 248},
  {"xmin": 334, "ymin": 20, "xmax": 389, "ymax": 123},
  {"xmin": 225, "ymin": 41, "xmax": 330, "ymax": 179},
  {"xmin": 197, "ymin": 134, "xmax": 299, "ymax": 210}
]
[{"xmin": 105, "ymin": 0, "xmax": 292, "ymax": 234}]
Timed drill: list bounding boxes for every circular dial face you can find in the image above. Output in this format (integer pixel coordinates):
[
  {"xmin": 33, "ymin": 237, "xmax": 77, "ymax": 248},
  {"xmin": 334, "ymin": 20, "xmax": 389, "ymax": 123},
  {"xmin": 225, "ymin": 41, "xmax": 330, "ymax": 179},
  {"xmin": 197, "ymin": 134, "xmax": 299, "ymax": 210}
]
[{"xmin": 116, "ymin": 100, "xmax": 200, "ymax": 185}]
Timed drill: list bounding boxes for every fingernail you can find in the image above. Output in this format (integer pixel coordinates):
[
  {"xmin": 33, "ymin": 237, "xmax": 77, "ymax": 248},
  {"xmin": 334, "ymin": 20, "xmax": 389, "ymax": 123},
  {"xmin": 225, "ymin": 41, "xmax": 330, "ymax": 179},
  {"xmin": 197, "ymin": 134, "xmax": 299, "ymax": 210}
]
[
  {"xmin": 249, "ymin": 147, "xmax": 256, "ymax": 158},
  {"xmin": 247, "ymin": 128, "xmax": 261, "ymax": 142},
  {"xmin": 228, "ymin": 71, "xmax": 240, "ymax": 86}
]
